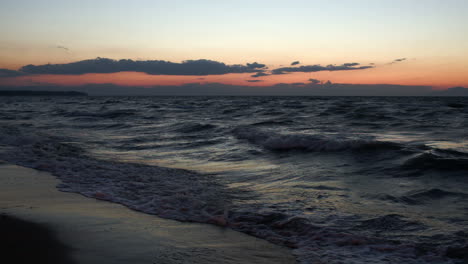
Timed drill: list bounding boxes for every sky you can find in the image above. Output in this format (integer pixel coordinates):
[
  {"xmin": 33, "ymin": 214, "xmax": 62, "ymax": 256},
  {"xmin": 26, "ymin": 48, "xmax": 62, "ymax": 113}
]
[{"xmin": 0, "ymin": 0, "xmax": 467, "ymax": 93}]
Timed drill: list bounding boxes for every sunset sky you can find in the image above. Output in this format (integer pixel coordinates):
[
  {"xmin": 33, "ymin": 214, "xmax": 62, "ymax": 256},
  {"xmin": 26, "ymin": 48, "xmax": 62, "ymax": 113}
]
[{"xmin": 1, "ymin": 0, "xmax": 467, "ymax": 91}]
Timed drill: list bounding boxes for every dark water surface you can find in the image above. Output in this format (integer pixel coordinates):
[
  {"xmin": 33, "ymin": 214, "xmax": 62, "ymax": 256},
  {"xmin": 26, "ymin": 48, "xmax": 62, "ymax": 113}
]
[{"xmin": 1, "ymin": 96, "xmax": 467, "ymax": 263}]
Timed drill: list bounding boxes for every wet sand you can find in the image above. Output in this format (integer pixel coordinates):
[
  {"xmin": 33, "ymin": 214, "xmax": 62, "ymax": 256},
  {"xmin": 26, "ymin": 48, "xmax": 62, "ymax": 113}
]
[{"xmin": 0, "ymin": 162, "xmax": 296, "ymax": 264}]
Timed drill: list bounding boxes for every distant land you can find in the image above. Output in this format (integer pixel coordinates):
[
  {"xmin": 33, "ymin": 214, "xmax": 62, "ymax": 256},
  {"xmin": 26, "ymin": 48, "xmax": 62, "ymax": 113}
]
[
  {"xmin": 0, "ymin": 85, "xmax": 467, "ymax": 96},
  {"xmin": 431, "ymin": 87, "xmax": 468, "ymax": 96},
  {"xmin": 0, "ymin": 90, "xmax": 87, "ymax": 96}
]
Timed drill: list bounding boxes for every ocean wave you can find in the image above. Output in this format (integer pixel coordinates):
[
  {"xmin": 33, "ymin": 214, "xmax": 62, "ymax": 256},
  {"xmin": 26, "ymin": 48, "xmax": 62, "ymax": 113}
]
[
  {"xmin": 370, "ymin": 189, "xmax": 468, "ymax": 206},
  {"xmin": 103, "ymin": 99, "xmax": 122, "ymax": 104},
  {"xmin": 358, "ymin": 214, "xmax": 426, "ymax": 232},
  {"xmin": 0, "ymin": 125, "xmax": 230, "ymax": 223},
  {"xmin": 403, "ymin": 152, "xmax": 468, "ymax": 171},
  {"xmin": 293, "ymin": 185, "xmax": 348, "ymax": 191},
  {"xmin": 250, "ymin": 119, "xmax": 294, "ymax": 126},
  {"xmin": 0, "ymin": 125, "xmax": 461, "ymax": 263},
  {"xmin": 446, "ymin": 103, "xmax": 466, "ymax": 108},
  {"xmin": 72, "ymin": 123, "xmax": 133, "ymax": 130},
  {"xmin": 62, "ymin": 109, "xmax": 137, "ymax": 119},
  {"xmin": 233, "ymin": 127, "xmax": 401, "ymax": 152},
  {"xmin": 170, "ymin": 122, "xmax": 217, "ymax": 133},
  {"xmin": 405, "ymin": 188, "xmax": 468, "ymax": 201}
]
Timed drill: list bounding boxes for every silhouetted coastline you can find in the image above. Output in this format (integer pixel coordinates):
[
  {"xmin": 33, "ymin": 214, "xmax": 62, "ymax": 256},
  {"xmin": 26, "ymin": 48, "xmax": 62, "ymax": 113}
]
[{"xmin": 0, "ymin": 90, "xmax": 87, "ymax": 96}]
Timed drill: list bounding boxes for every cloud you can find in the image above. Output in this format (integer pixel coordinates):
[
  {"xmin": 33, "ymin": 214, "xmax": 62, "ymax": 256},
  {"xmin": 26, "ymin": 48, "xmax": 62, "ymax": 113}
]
[
  {"xmin": 271, "ymin": 63, "xmax": 373, "ymax": 75},
  {"xmin": 388, "ymin": 58, "xmax": 407, "ymax": 65},
  {"xmin": 250, "ymin": 72, "xmax": 270, "ymax": 78},
  {"xmin": 0, "ymin": 68, "xmax": 26, "ymax": 77},
  {"xmin": 246, "ymin": 80, "xmax": 264, "ymax": 82},
  {"xmin": 247, "ymin": 62, "xmax": 266, "ymax": 69},
  {"xmin": 56, "ymin": 45, "xmax": 69, "ymax": 51},
  {"xmin": 20, "ymin": 57, "xmax": 267, "ymax": 76},
  {"xmin": 308, "ymin": 78, "xmax": 321, "ymax": 84},
  {"xmin": 343, "ymin": 62, "xmax": 360, "ymax": 67},
  {"xmin": 4, "ymin": 58, "xmax": 375, "ymax": 79}
]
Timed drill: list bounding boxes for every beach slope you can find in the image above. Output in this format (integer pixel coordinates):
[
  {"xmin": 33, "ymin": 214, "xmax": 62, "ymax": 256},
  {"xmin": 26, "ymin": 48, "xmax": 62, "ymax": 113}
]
[{"xmin": 0, "ymin": 163, "xmax": 296, "ymax": 264}]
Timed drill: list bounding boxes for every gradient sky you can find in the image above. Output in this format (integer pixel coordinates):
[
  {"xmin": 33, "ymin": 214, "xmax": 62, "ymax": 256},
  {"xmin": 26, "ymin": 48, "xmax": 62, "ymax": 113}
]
[{"xmin": 1, "ymin": 0, "xmax": 467, "ymax": 90}]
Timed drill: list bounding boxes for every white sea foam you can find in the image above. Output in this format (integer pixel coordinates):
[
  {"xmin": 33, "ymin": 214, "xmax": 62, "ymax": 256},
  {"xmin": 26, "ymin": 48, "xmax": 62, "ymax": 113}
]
[{"xmin": 0, "ymin": 125, "xmax": 230, "ymax": 223}]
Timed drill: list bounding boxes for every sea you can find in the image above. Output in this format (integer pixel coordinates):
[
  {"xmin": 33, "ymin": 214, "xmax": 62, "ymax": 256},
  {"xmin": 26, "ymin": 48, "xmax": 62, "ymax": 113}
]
[{"xmin": 1, "ymin": 96, "xmax": 467, "ymax": 263}]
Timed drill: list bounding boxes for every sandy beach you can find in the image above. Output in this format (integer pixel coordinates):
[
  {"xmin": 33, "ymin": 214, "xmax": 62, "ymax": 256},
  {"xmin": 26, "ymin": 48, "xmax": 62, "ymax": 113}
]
[{"xmin": 0, "ymin": 162, "xmax": 296, "ymax": 264}]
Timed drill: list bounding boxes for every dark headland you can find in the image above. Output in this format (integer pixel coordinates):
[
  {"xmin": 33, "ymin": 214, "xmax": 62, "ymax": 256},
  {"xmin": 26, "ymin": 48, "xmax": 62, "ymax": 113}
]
[
  {"xmin": 432, "ymin": 87, "xmax": 468, "ymax": 96},
  {"xmin": 0, "ymin": 90, "xmax": 87, "ymax": 96}
]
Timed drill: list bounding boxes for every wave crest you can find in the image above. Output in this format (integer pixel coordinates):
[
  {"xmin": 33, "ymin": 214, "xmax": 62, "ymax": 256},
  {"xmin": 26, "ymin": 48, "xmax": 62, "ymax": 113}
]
[
  {"xmin": 233, "ymin": 127, "xmax": 401, "ymax": 152},
  {"xmin": 403, "ymin": 152, "xmax": 468, "ymax": 171}
]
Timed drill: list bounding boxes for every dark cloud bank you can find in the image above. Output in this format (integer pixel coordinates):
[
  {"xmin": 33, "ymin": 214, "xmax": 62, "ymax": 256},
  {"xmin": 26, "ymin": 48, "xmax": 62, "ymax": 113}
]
[
  {"xmin": 1, "ymin": 57, "xmax": 373, "ymax": 77},
  {"xmin": 272, "ymin": 63, "xmax": 373, "ymax": 75},
  {"xmin": 18, "ymin": 58, "xmax": 267, "ymax": 76}
]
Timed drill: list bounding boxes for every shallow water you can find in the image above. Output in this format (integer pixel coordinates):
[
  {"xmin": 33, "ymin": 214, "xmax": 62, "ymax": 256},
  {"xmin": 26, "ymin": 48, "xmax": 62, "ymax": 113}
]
[{"xmin": 1, "ymin": 96, "xmax": 467, "ymax": 263}]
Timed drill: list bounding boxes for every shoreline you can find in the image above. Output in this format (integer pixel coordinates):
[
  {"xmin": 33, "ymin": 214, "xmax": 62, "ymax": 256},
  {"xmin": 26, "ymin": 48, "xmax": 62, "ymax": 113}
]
[{"xmin": 0, "ymin": 162, "xmax": 296, "ymax": 264}]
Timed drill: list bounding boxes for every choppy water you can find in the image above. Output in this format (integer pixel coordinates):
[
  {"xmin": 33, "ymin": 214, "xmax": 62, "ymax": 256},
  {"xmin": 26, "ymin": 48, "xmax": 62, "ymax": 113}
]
[{"xmin": 1, "ymin": 96, "xmax": 467, "ymax": 263}]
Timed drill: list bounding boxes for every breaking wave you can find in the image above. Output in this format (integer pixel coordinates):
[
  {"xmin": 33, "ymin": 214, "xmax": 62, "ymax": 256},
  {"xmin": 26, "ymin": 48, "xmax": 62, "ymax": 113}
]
[
  {"xmin": 0, "ymin": 125, "xmax": 463, "ymax": 264},
  {"xmin": 233, "ymin": 127, "xmax": 402, "ymax": 152},
  {"xmin": 403, "ymin": 152, "xmax": 468, "ymax": 171}
]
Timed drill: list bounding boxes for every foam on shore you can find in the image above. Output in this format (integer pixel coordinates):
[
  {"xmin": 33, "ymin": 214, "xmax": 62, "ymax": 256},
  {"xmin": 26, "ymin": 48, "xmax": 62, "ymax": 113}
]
[{"xmin": 0, "ymin": 163, "xmax": 296, "ymax": 264}]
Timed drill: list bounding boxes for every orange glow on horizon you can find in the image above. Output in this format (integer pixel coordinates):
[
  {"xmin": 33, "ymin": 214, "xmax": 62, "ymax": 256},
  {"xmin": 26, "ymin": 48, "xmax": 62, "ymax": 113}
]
[{"xmin": 0, "ymin": 58, "xmax": 467, "ymax": 90}]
